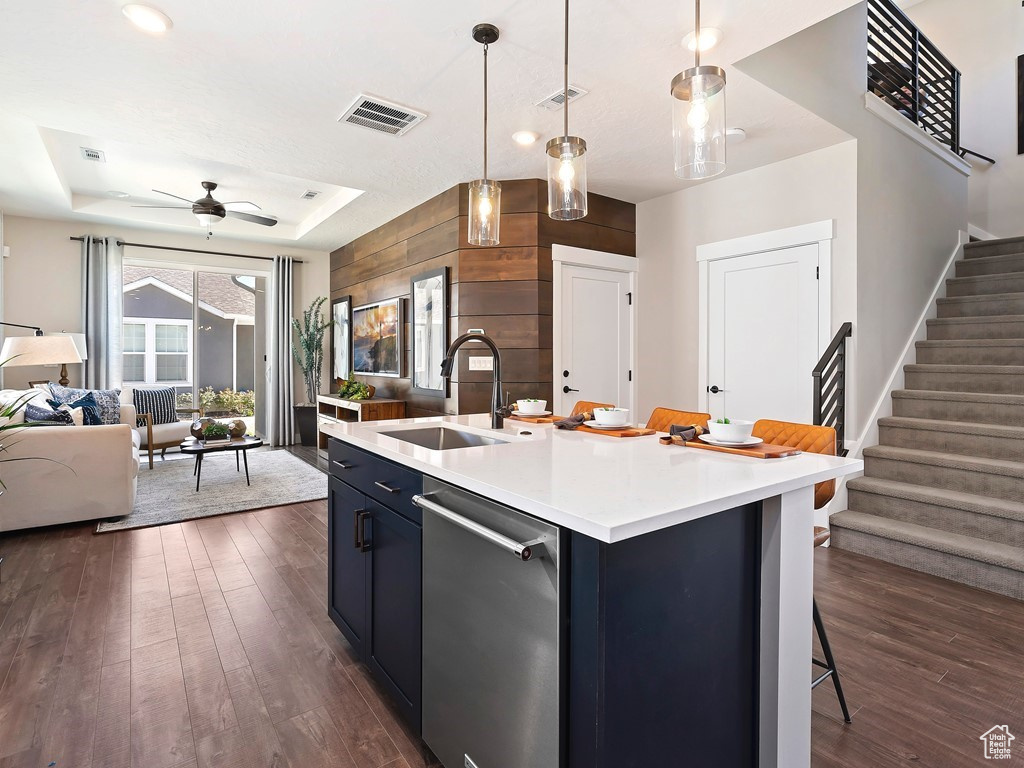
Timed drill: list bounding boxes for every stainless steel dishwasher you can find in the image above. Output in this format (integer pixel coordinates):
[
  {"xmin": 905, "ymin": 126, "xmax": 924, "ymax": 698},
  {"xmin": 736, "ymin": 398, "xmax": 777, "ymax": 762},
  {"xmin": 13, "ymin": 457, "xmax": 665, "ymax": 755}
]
[{"xmin": 414, "ymin": 478, "xmax": 561, "ymax": 768}]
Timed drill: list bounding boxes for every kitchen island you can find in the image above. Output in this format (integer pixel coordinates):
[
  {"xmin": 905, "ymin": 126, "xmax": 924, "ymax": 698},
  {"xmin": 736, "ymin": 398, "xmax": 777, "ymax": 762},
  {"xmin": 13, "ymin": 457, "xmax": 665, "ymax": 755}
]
[{"xmin": 321, "ymin": 414, "xmax": 862, "ymax": 768}]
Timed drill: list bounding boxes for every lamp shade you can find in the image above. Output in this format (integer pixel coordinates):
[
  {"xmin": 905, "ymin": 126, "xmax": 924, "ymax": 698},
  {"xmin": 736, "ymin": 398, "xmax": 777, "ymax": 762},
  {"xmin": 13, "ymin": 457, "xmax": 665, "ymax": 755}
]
[
  {"xmin": 0, "ymin": 335, "xmax": 82, "ymax": 367},
  {"xmin": 48, "ymin": 332, "xmax": 88, "ymax": 361},
  {"xmin": 671, "ymin": 67, "xmax": 727, "ymax": 180}
]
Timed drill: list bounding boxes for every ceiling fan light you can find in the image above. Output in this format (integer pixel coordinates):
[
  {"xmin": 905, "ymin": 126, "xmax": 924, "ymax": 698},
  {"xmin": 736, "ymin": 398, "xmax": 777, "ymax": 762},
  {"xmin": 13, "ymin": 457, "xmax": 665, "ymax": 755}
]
[
  {"xmin": 195, "ymin": 212, "xmax": 222, "ymax": 227},
  {"xmin": 121, "ymin": 4, "xmax": 173, "ymax": 34}
]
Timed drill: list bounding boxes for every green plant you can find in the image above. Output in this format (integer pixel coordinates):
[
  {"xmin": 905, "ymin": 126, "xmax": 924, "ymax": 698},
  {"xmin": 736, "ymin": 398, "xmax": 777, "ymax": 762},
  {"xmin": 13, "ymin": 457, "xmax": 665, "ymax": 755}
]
[
  {"xmin": 292, "ymin": 296, "xmax": 331, "ymax": 405},
  {"xmin": 202, "ymin": 422, "xmax": 230, "ymax": 440},
  {"xmin": 338, "ymin": 374, "xmax": 371, "ymax": 401},
  {"xmin": 178, "ymin": 388, "xmax": 255, "ymax": 417},
  {"xmin": 0, "ymin": 358, "xmax": 53, "ymax": 492}
]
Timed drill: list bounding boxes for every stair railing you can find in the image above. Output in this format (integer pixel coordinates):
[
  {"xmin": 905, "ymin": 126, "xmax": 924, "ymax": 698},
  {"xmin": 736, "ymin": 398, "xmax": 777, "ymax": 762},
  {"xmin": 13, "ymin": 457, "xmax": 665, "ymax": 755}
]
[
  {"xmin": 867, "ymin": 0, "xmax": 961, "ymax": 154},
  {"xmin": 813, "ymin": 323, "xmax": 853, "ymax": 457}
]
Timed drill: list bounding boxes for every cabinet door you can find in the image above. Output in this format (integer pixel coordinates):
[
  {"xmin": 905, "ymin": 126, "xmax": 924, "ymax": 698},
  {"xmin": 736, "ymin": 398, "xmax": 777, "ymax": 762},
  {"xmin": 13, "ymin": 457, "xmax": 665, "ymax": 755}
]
[
  {"xmin": 328, "ymin": 477, "xmax": 368, "ymax": 658},
  {"xmin": 365, "ymin": 499, "xmax": 422, "ymax": 733}
]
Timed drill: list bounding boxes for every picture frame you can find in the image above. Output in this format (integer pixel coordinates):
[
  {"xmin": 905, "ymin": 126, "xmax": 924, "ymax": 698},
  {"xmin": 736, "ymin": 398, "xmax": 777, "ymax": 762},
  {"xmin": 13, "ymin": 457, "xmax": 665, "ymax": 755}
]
[
  {"xmin": 330, "ymin": 295, "xmax": 352, "ymax": 384},
  {"xmin": 352, "ymin": 297, "xmax": 402, "ymax": 378},
  {"xmin": 410, "ymin": 267, "xmax": 448, "ymax": 396}
]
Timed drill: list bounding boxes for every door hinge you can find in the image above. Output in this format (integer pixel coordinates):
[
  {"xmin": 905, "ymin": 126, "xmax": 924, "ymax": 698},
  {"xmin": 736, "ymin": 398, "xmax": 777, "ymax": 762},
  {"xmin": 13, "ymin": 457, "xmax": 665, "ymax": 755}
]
[
  {"xmin": 626, "ymin": 291, "xmax": 632, "ymax": 305},
  {"xmin": 816, "ymin": 266, "xmax": 819, "ymax": 279},
  {"xmin": 628, "ymin": 370, "xmax": 632, "ymax": 382}
]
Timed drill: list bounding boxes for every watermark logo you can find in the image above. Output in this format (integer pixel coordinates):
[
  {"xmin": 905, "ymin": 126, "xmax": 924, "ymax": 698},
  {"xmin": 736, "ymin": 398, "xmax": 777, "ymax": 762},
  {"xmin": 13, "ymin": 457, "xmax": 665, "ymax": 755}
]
[{"xmin": 980, "ymin": 725, "xmax": 1015, "ymax": 760}]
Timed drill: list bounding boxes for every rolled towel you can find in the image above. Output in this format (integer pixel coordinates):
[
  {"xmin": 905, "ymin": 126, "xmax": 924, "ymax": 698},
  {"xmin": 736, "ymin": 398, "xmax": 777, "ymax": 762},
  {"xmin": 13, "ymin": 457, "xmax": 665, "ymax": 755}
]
[{"xmin": 554, "ymin": 413, "xmax": 590, "ymax": 430}]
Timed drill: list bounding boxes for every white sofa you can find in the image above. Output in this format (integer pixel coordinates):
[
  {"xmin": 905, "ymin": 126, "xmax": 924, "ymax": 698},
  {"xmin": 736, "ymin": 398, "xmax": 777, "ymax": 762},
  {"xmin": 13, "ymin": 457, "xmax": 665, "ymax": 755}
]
[{"xmin": 0, "ymin": 389, "xmax": 140, "ymax": 532}]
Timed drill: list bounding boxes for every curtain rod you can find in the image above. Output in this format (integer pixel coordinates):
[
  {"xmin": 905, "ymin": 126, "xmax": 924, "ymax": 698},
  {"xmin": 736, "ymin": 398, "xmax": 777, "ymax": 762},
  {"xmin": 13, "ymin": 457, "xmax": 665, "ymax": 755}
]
[{"xmin": 68, "ymin": 236, "xmax": 304, "ymax": 264}]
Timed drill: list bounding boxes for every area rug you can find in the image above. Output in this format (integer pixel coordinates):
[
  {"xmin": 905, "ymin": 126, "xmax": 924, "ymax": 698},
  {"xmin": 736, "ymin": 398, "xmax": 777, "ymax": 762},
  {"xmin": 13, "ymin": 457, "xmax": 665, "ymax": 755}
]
[{"xmin": 95, "ymin": 447, "xmax": 327, "ymax": 533}]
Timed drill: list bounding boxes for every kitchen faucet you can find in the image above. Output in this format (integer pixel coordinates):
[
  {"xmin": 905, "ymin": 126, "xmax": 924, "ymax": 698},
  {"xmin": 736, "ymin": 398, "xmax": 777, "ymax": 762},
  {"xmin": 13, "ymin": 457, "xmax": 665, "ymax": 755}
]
[{"xmin": 440, "ymin": 332, "xmax": 511, "ymax": 429}]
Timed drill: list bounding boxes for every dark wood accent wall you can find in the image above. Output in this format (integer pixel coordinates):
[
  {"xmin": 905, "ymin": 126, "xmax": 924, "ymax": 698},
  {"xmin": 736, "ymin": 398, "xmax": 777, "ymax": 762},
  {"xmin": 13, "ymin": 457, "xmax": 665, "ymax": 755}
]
[{"xmin": 329, "ymin": 179, "xmax": 635, "ymax": 418}]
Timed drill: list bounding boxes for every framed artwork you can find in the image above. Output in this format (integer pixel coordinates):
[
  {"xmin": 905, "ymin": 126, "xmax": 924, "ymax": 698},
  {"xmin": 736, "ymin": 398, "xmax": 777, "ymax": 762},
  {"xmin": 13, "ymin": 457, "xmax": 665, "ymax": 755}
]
[
  {"xmin": 330, "ymin": 295, "xmax": 352, "ymax": 382},
  {"xmin": 352, "ymin": 298, "xmax": 402, "ymax": 377},
  {"xmin": 410, "ymin": 267, "xmax": 448, "ymax": 395}
]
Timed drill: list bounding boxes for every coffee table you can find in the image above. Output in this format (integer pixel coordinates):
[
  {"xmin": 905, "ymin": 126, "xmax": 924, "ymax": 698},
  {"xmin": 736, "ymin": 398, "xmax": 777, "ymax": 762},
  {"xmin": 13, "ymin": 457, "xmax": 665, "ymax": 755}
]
[{"xmin": 180, "ymin": 436, "xmax": 264, "ymax": 492}]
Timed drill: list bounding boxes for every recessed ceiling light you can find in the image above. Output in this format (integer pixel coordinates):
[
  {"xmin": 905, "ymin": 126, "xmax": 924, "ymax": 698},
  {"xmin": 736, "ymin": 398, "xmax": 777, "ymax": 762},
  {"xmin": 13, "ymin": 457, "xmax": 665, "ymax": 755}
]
[
  {"xmin": 726, "ymin": 127, "xmax": 747, "ymax": 143},
  {"xmin": 107, "ymin": 190, "xmax": 130, "ymax": 198},
  {"xmin": 512, "ymin": 130, "xmax": 540, "ymax": 146},
  {"xmin": 122, "ymin": 4, "xmax": 173, "ymax": 34},
  {"xmin": 682, "ymin": 27, "xmax": 722, "ymax": 52}
]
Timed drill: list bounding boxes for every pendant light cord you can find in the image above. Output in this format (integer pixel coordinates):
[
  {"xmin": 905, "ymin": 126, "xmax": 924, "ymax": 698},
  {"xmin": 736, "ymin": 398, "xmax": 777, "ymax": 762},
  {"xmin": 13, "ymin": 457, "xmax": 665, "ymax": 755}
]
[
  {"xmin": 694, "ymin": 0, "xmax": 701, "ymax": 68},
  {"xmin": 483, "ymin": 43, "xmax": 489, "ymax": 181},
  {"xmin": 563, "ymin": 0, "xmax": 570, "ymax": 138}
]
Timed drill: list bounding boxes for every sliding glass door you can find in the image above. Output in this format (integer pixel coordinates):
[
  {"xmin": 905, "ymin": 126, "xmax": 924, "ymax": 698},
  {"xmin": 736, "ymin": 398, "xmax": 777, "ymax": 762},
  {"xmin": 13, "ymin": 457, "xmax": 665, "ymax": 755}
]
[{"xmin": 122, "ymin": 262, "xmax": 268, "ymax": 436}]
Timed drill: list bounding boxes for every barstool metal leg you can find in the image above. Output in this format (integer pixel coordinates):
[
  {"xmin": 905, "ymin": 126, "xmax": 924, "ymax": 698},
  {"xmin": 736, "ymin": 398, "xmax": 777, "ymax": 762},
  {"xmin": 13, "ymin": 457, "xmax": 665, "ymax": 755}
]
[{"xmin": 812, "ymin": 597, "xmax": 851, "ymax": 723}]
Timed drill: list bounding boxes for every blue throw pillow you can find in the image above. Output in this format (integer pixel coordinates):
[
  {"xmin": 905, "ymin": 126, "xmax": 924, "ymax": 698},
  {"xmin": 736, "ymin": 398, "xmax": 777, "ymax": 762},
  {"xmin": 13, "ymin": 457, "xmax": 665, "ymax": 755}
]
[
  {"xmin": 48, "ymin": 393, "xmax": 102, "ymax": 426},
  {"xmin": 48, "ymin": 383, "xmax": 121, "ymax": 425},
  {"xmin": 25, "ymin": 403, "xmax": 74, "ymax": 425}
]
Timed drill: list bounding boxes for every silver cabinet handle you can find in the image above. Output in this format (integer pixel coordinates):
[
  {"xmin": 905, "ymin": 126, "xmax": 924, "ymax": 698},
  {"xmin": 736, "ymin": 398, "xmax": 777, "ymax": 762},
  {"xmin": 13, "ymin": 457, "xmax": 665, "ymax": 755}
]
[
  {"xmin": 332, "ymin": 460, "xmax": 351, "ymax": 470},
  {"xmin": 413, "ymin": 494, "xmax": 547, "ymax": 562},
  {"xmin": 374, "ymin": 480, "xmax": 400, "ymax": 494}
]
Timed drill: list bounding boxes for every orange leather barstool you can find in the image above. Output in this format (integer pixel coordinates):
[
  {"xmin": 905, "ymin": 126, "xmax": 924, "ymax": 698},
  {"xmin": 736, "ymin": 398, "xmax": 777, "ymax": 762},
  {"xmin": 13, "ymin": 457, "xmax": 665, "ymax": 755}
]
[
  {"xmin": 644, "ymin": 407, "xmax": 711, "ymax": 432},
  {"xmin": 570, "ymin": 400, "xmax": 614, "ymax": 417},
  {"xmin": 752, "ymin": 419, "xmax": 852, "ymax": 724}
]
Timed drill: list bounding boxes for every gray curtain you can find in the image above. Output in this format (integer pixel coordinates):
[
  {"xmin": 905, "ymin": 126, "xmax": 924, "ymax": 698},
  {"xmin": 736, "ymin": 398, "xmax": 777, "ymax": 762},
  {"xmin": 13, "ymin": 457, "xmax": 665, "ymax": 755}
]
[
  {"xmin": 81, "ymin": 236, "xmax": 123, "ymax": 389},
  {"xmin": 268, "ymin": 255, "xmax": 295, "ymax": 446}
]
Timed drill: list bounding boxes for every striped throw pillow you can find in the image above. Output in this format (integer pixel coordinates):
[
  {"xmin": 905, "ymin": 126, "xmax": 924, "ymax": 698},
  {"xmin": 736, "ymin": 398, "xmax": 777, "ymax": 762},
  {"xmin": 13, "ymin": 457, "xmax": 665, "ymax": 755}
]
[{"xmin": 133, "ymin": 386, "xmax": 178, "ymax": 426}]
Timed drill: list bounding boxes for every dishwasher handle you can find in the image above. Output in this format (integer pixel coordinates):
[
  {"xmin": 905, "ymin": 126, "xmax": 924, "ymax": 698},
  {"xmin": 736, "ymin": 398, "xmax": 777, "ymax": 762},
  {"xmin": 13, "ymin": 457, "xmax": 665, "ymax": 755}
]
[{"xmin": 413, "ymin": 494, "xmax": 547, "ymax": 562}]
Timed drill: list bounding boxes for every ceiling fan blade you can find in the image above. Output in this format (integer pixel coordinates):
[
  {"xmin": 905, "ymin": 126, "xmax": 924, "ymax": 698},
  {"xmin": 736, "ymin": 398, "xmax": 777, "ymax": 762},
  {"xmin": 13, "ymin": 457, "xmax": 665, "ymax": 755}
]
[
  {"xmin": 131, "ymin": 204, "xmax": 191, "ymax": 209},
  {"xmin": 226, "ymin": 210, "xmax": 278, "ymax": 227},
  {"xmin": 221, "ymin": 201, "xmax": 262, "ymax": 211},
  {"xmin": 152, "ymin": 189, "xmax": 195, "ymax": 203}
]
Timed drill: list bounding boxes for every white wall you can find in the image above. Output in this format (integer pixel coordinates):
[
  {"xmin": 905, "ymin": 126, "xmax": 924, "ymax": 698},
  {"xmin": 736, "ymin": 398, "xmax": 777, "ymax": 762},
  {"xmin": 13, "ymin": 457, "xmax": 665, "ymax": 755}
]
[
  {"xmin": 637, "ymin": 141, "xmax": 858, "ymax": 423},
  {"xmin": 907, "ymin": 0, "xmax": 1023, "ymax": 238},
  {"xmin": 0, "ymin": 215, "xmax": 330, "ymax": 400}
]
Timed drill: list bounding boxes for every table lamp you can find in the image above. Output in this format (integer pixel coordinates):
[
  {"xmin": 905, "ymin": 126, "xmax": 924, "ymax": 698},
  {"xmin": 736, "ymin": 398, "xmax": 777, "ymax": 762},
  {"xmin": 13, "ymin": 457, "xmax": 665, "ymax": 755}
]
[{"xmin": 0, "ymin": 335, "xmax": 83, "ymax": 387}]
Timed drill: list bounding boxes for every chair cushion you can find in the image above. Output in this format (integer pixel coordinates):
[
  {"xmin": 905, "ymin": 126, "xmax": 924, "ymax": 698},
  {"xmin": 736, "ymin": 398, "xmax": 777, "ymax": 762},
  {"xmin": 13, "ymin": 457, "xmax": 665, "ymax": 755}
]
[
  {"xmin": 140, "ymin": 420, "xmax": 193, "ymax": 447},
  {"xmin": 645, "ymin": 407, "xmax": 711, "ymax": 432},
  {"xmin": 132, "ymin": 386, "xmax": 178, "ymax": 426},
  {"xmin": 48, "ymin": 383, "xmax": 122, "ymax": 425},
  {"xmin": 752, "ymin": 419, "xmax": 837, "ymax": 509},
  {"xmin": 570, "ymin": 400, "xmax": 615, "ymax": 417}
]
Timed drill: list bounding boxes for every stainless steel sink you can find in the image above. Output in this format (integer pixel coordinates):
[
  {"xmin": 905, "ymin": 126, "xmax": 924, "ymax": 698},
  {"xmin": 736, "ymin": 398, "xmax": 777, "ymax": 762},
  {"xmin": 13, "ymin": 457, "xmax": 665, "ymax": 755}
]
[{"xmin": 380, "ymin": 426, "xmax": 509, "ymax": 451}]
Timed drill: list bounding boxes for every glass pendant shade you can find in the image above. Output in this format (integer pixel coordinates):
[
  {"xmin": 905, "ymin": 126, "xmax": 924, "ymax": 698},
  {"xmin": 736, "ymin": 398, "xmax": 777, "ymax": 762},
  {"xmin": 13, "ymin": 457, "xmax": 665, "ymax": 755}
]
[
  {"xmin": 671, "ymin": 65, "xmax": 726, "ymax": 180},
  {"xmin": 546, "ymin": 136, "xmax": 588, "ymax": 221},
  {"xmin": 195, "ymin": 212, "xmax": 222, "ymax": 227},
  {"xmin": 468, "ymin": 179, "xmax": 501, "ymax": 246}
]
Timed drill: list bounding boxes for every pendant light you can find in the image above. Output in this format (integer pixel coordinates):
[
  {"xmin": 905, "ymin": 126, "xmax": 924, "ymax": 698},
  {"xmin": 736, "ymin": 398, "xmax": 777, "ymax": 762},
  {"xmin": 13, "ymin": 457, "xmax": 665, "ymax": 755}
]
[
  {"xmin": 468, "ymin": 23, "xmax": 501, "ymax": 246},
  {"xmin": 671, "ymin": 0, "xmax": 726, "ymax": 180},
  {"xmin": 546, "ymin": 0, "xmax": 588, "ymax": 220}
]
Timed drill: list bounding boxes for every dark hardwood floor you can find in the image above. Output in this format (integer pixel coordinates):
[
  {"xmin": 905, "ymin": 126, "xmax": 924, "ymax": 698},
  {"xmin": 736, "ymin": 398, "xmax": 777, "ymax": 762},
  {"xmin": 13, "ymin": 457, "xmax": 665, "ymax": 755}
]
[{"xmin": 0, "ymin": 505, "xmax": 1020, "ymax": 767}]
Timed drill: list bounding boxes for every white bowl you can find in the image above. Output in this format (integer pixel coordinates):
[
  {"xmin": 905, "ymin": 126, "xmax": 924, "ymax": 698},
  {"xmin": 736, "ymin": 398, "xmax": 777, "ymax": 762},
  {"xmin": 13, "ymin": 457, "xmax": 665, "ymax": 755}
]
[
  {"xmin": 593, "ymin": 407, "xmax": 630, "ymax": 427},
  {"xmin": 707, "ymin": 419, "xmax": 754, "ymax": 442},
  {"xmin": 516, "ymin": 399, "xmax": 547, "ymax": 415}
]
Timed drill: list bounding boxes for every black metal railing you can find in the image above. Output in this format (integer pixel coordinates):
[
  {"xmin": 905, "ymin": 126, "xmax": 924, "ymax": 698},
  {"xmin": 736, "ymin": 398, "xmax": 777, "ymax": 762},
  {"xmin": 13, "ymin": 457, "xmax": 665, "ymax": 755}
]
[
  {"xmin": 867, "ymin": 0, "xmax": 961, "ymax": 153},
  {"xmin": 813, "ymin": 323, "xmax": 853, "ymax": 457}
]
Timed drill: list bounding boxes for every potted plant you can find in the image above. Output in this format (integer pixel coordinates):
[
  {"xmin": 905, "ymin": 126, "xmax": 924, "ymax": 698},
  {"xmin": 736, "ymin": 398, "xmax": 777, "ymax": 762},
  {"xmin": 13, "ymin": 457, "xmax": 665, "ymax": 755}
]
[{"xmin": 292, "ymin": 296, "xmax": 330, "ymax": 446}]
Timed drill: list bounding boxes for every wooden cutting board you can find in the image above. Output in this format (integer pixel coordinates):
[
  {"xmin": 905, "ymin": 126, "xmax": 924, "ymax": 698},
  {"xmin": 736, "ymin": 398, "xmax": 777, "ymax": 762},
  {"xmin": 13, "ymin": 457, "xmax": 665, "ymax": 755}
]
[
  {"xmin": 575, "ymin": 425, "xmax": 658, "ymax": 438},
  {"xmin": 659, "ymin": 435, "xmax": 802, "ymax": 459},
  {"xmin": 508, "ymin": 413, "xmax": 563, "ymax": 424}
]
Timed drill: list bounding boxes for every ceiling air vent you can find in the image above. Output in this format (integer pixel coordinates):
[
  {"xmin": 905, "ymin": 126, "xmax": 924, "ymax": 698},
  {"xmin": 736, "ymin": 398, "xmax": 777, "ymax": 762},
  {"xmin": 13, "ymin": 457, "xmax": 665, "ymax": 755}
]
[
  {"xmin": 338, "ymin": 94, "xmax": 427, "ymax": 136},
  {"xmin": 536, "ymin": 85, "xmax": 588, "ymax": 110},
  {"xmin": 80, "ymin": 147, "xmax": 106, "ymax": 162},
  {"xmin": 300, "ymin": 190, "xmax": 320, "ymax": 200}
]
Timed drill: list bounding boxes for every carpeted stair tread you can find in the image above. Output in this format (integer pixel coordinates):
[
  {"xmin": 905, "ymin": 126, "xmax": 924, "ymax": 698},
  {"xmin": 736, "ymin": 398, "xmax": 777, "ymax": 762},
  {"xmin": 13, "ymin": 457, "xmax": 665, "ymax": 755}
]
[
  {"xmin": 829, "ymin": 510, "xmax": 1024, "ymax": 573},
  {"xmin": 915, "ymin": 339, "xmax": 1024, "ymax": 348},
  {"xmin": 848, "ymin": 475, "xmax": 1024, "ymax": 523},
  {"xmin": 946, "ymin": 272, "xmax": 1024, "ymax": 296},
  {"xmin": 904, "ymin": 363, "xmax": 1024, "ymax": 375},
  {"xmin": 864, "ymin": 444, "xmax": 1024, "ymax": 479},
  {"xmin": 957, "ymin": 252, "xmax": 1024, "ymax": 277},
  {"xmin": 937, "ymin": 291, "xmax": 1024, "ymax": 306},
  {"xmin": 964, "ymin": 235, "xmax": 1024, "ymax": 258},
  {"xmin": 892, "ymin": 388, "xmax": 1024, "ymax": 405},
  {"xmin": 878, "ymin": 415, "xmax": 1024, "ymax": 438}
]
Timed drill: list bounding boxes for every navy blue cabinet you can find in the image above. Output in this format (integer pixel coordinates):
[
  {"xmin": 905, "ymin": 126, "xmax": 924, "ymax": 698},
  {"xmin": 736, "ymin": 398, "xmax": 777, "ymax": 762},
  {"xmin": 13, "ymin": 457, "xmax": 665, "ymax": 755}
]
[{"xmin": 327, "ymin": 439, "xmax": 423, "ymax": 735}]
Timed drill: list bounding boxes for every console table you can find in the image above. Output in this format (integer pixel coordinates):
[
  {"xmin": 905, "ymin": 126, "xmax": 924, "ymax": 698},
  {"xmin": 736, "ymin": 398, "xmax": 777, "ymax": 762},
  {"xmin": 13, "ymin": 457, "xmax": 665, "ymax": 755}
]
[{"xmin": 316, "ymin": 394, "xmax": 406, "ymax": 450}]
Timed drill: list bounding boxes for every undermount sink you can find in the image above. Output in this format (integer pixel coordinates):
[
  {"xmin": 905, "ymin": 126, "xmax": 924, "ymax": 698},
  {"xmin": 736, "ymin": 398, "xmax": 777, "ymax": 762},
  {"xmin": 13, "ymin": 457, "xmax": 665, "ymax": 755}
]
[{"xmin": 380, "ymin": 426, "xmax": 509, "ymax": 451}]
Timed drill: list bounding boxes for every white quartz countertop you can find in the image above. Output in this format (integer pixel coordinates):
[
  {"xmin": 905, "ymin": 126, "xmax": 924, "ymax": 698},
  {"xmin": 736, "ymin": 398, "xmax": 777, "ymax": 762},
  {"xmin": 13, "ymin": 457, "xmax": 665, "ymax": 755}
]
[{"xmin": 321, "ymin": 414, "xmax": 863, "ymax": 543}]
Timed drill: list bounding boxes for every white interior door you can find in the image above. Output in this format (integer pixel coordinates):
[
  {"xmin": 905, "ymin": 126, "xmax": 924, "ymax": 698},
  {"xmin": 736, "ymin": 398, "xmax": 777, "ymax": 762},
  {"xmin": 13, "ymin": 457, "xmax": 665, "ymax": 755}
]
[
  {"xmin": 707, "ymin": 244, "xmax": 819, "ymax": 423},
  {"xmin": 556, "ymin": 264, "xmax": 632, "ymax": 416}
]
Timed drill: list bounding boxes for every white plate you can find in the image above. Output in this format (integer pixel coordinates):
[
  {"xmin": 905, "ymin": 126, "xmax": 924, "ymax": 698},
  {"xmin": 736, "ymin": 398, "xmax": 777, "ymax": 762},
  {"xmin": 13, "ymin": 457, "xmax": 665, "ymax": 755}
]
[
  {"xmin": 514, "ymin": 411, "xmax": 551, "ymax": 418},
  {"xmin": 698, "ymin": 434, "xmax": 763, "ymax": 447},
  {"xmin": 584, "ymin": 420, "xmax": 629, "ymax": 430}
]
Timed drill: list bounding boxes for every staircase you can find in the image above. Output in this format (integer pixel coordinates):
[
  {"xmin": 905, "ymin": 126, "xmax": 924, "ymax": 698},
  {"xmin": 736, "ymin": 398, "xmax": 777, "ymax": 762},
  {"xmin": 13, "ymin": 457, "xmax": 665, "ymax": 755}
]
[{"xmin": 830, "ymin": 235, "xmax": 1024, "ymax": 600}]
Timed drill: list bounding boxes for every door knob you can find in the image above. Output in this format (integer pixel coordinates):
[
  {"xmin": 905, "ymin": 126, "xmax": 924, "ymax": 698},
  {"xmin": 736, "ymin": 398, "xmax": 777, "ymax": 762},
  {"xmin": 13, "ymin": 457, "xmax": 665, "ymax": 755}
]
[
  {"xmin": 708, "ymin": 385, "xmax": 726, "ymax": 394},
  {"xmin": 563, "ymin": 386, "xmax": 579, "ymax": 394}
]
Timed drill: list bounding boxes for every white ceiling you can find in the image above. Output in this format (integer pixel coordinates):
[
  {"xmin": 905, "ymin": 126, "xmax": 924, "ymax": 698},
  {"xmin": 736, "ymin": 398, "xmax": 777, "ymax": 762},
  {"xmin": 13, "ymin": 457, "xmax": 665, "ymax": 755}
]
[{"xmin": 0, "ymin": 0, "xmax": 868, "ymax": 251}]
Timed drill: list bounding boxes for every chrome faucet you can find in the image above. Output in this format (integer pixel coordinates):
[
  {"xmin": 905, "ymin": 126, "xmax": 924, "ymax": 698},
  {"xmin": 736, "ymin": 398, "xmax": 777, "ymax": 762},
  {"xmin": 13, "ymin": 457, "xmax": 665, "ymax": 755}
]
[{"xmin": 440, "ymin": 332, "xmax": 511, "ymax": 429}]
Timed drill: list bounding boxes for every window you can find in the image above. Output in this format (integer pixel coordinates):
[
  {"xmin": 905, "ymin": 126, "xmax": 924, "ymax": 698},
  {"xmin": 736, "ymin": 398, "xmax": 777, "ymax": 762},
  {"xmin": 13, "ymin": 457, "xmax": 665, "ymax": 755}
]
[{"xmin": 123, "ymin": 318, "xmax": 192, "ymax": 384}]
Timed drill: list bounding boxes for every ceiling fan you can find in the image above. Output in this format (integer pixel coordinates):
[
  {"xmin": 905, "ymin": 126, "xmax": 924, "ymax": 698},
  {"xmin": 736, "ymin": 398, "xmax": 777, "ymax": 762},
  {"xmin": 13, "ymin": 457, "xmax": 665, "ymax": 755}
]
[{"xmin": 133, "ymin": 181, "xmax": 278, "ymax": 228}]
